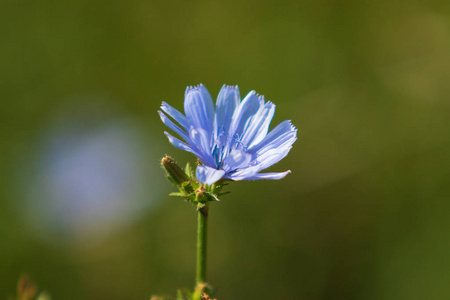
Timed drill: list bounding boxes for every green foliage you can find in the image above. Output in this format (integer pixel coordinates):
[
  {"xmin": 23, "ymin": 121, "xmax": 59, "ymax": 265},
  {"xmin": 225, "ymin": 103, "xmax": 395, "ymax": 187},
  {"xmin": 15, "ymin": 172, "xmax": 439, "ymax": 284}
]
[{"xmin": 161, "ymin": 156, "xmax": 229, "ymax": 208}]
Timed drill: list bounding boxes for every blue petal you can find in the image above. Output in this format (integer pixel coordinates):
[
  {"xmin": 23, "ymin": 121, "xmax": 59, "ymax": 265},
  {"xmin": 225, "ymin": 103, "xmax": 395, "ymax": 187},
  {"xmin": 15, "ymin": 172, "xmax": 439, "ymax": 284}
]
[
  {"xmin": 244, "ymin": 120, "xmax": 296, "ymax": 172},
  {"xmin": 227, "ymin": 91, "xmax": 263, "ymax": 146},
  {"xmin": 224, "ymin": 165, "xmax": 260, "ymax": 181},
  {"xmin": 164, "ymin": 131, "xmax": 201, "ymax": 156},
  {"xmin": 214, "ymin": 85, "xmax": 240, "ymax": 139},
  {"xmin": 161, "ymin": 101, "xmax": 189, "ymax": 130},
  {"xmin": 249, "ymin": 120, "xmax": 297, "ymax": 153},
  {"xmin": 222, "ymin": 149, "xmax": 252, "ymax": 172},
  {"xmin": 158, "ymin": 111, "xmax": 190, "ymax": 142},
  {"xmin": 240, "ymin": 101, "xmax": 276, "ymax": 149},
  {"xmin": 189, "ymin": 127, "xmax": 210, "ymax": 151},
  {"xmin": 184, "ymin": 84, "xmax": 215, "ymax": 136},
  {"xmin": 196, "ymin": 165, "xmax": 226, "ymax": 185},
  {"xmin": 189, "ymin": 127, "xmax": 218, "ymax": 167},
  {"xmin": 242, "ymin": 170, "xmax": 291, "ymax": 180},
  {"xmin": 252, "ymin": 146, "xmax": 294, "ymax": 171}
]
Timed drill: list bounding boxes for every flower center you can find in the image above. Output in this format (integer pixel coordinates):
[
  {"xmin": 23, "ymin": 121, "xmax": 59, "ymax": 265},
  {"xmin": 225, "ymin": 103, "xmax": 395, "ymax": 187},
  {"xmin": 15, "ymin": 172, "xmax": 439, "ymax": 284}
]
[{"xmin": 211, "ymin": 127, "xmax": 249, "ymax": 169}]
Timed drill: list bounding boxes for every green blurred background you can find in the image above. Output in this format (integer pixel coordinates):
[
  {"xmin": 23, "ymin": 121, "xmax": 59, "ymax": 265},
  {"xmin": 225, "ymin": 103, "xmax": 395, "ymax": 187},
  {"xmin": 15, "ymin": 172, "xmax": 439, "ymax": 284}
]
[{"xmin": 1, "ymin": 0, "xmax": 450, "ymax": 299}]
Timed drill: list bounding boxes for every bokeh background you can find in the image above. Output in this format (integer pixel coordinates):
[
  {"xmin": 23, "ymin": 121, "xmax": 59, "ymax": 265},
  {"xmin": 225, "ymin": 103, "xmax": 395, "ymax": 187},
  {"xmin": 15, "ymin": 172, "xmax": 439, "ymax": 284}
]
[{"xmin": 1, "ymin": 0, "xmax": 450, "ymax": 299}]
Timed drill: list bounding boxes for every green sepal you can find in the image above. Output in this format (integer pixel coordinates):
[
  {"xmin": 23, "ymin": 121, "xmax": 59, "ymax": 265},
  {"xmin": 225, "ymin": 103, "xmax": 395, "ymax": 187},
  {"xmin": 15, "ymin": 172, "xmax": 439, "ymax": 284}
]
[
  {"xmin": 185, "ymin": 162, "xmax": 194, "ymax": 178},
  {"xmin": 190, "ymin": 180, "xmax": 199, "ymax": 191},
  {"xmin": 207, "ymin": 193, "xmax": 220, "ymax": 202},
  {"xmin": 186, "ymin": 194, "xmax": 196, "ymax": 202},
  {"xmin": 181, "ymin": 181, "xmax": 194, "ymax": 194},
  {"xmin": 162, "ymin": 156, "xmax": 231, "ymax": 206}
]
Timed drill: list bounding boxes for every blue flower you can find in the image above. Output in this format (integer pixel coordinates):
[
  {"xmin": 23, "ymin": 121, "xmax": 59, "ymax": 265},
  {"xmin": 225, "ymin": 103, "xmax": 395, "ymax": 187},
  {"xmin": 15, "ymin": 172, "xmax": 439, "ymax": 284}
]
[{"xmin": 158, "ymin": 84, "xmax": 297, "ymax": 185}]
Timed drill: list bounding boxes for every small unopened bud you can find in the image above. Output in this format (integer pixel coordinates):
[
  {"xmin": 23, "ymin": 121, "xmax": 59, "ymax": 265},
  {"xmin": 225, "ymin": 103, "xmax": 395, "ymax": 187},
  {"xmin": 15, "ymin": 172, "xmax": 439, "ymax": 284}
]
[
  {"xmin": 161, "ymin": 156, "xmax": 189, "ymax": 186},
  {"xmin": 195, "ymin": 186, "xmax": 206, "ymax": 197},
  {"xmin": 195, "ymin": 186, "xmax": 209, "ymax": 204}
]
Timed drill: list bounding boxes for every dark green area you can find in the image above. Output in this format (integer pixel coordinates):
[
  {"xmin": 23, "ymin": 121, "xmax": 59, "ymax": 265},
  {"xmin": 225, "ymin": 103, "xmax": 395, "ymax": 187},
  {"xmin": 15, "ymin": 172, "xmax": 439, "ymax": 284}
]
[{"xmin": 1, "ymin": 0, "xmax": 450, "ymax": 299}]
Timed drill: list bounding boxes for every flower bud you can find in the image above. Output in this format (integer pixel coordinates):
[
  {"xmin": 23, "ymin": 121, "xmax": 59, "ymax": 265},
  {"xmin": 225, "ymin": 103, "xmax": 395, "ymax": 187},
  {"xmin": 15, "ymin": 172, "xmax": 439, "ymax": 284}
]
[
  {"xmin": 161, "ymin": 156, "xmax": 189, "ymax": 186},
  {"xmin": 196, "ymin": 187, "xmax": 211, "ymax": 205},
  {"xmin": 195, "ymin": 186, "xmax": 206, "ymax": 197}
]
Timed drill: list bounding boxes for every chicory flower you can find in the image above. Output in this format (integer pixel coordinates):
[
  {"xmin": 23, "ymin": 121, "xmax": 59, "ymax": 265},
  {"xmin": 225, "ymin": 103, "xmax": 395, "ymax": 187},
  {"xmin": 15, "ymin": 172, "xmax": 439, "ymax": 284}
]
[{"xmin": 158, "ymin": 84, "xmax": 297, "ymax": 185}]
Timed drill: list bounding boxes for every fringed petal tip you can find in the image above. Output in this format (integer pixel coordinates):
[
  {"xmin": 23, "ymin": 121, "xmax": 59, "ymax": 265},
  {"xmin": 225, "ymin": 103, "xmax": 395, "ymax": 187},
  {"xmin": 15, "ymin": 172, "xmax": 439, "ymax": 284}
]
[
  {"xmin": 288, "ymin": 120, "xmax": 298, "ymax": 133},
  {"xmin": 265, "ymin": 101, "xmax": 275, "ymax": 108},
  {"xmin": 246, "ymin": 90, "xmax": 265, "ymax": 103},
  {"xmin": 157, "ymin": 110, "xmax": 168, "ymax": 126},
  {"xmin": 163, "ymin": 131, "xmax": 176, "ymax": 143},
  {"xmin": 185, "ymin": 83, "xmax": 208, "ymax": 95},
  {"xmin": 160, "ymin": 101, "xmax": 172, "ymax": 111},
  {"xmin": 160, "ymin": 101, "xmax": 171, "ymax": 112},
  {"xmin": 222, "ymin": 84, "xmax": 239, "ymax": 89}
]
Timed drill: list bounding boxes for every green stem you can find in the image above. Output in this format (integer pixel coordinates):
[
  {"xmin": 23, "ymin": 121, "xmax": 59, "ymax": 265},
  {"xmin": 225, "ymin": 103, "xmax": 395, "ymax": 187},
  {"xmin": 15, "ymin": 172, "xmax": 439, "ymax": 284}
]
[{"xmin": 196, "ymin": 204, "xmax": 208, "ymax": 286}]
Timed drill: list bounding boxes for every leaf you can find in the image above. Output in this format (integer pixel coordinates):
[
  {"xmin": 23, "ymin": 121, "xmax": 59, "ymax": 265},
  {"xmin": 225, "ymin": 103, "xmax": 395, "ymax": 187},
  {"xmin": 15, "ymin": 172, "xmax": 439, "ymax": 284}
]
[{"xmin": 169, "ymin": 192, "xmax": 185, "ymax": 197}]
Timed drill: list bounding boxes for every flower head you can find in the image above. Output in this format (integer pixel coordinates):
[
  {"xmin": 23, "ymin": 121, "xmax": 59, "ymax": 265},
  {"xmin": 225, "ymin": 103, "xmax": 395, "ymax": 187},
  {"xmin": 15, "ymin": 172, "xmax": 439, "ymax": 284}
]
[{"xmin": 158, "ymin": 84, "xmax": 297, "ymax": 185}]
